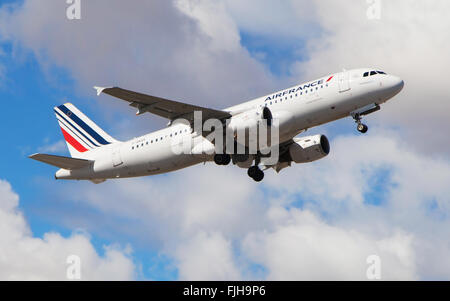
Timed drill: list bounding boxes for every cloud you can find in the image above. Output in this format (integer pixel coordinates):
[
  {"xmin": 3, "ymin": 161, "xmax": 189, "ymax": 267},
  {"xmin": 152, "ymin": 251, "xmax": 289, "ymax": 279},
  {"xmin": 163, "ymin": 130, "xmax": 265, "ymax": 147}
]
[
  {"xmin": 37, "ymin": 140, "xmax": 67, "ymax": 154},
  {"xmin": 290, "ymin": 0, "xmax": 450, "ymax": 155},
  {"xmin": 242, "ymin": 208, "xmax": 416, "ymax": 280},
  {"xmin": 175, "ymin": 231, "xmax": 241, "ymax": 280},
  {"xmin": 0, "ymin": 0, "xmax": 275, "ymax": 115},
  {"xmin": 0, "ymin": 179, "xmax": 136, "ymax": 280},
  {"xmin": 45, "ymin": 130, "xmax": 449, "ymax": 280}
]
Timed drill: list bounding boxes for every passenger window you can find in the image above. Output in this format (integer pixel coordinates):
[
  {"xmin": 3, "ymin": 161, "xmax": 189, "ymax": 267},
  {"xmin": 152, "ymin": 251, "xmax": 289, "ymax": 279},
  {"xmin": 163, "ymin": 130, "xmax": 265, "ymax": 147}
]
[{"xmin": 370, "ymin": 71, "xmax": 377, "ymax": 76}]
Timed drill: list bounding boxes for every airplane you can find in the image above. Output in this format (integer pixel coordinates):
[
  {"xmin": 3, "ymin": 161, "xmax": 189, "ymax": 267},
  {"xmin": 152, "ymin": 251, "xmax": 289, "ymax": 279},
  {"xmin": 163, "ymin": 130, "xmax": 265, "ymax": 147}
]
[{"xmin": 30, "ymin": 68, "xmax": 404, "ymax": 183}]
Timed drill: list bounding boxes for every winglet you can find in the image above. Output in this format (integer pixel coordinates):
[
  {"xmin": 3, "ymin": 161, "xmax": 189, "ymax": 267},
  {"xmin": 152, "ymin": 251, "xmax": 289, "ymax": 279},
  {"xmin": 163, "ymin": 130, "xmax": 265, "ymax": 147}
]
[{"xmin": 93, "ymin": 86, "xmax": 110, "ymax": 96}]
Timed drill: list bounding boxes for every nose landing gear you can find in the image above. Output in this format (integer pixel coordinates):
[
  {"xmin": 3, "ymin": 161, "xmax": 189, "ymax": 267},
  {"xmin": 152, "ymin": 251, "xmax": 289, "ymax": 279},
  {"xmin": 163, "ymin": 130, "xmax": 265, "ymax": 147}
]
[
  {"xmin": 357, "ymin": 122, "xmax": 368, "ymax": 133},
  {"xmin": 352, "ymin": 113, "xmax": 369, "ymax": 134}
]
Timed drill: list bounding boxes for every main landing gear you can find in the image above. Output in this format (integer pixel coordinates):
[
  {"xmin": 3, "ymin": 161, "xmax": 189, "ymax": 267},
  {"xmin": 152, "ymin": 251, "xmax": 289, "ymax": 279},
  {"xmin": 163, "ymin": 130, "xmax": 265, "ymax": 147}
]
[
  {"xmin": 247, "ymin": 155, "xmax": 264, "ymax": 182},
  {"xmin": 214, "ymin": 153, "xmax": 264, "ymax": 182},
  {"xmin": 214, "ymin": 154, "xmax": 231, "ymax": 165},
  {"xmin": 352, "ymin": 113, "xmax": 368, "ymax": 134},
  {"xmin": 247, "ymin": 166, "xmax": 264, "ymax": 182}
]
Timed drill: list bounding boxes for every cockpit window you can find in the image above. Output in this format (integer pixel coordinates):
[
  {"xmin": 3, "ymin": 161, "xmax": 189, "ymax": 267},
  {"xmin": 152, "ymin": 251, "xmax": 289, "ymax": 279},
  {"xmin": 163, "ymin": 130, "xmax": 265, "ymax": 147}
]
[{"xmin": 364, "ymin": 70, "xmax": 387, "ymax": 77}]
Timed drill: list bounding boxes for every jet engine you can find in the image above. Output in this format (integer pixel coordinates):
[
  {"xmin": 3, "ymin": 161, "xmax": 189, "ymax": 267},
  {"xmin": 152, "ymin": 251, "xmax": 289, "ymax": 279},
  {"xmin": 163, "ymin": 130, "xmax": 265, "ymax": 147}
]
[
  {"xmin": 287, "ymin": 135, "xmax": 330, "ymax": 163},
  {"xmin": 227, "ymin": 106, "xmax": 273, "ymax": 133},
  {"xmin": 224, "ymin": 107, "xmax": 273, "ymax": 148}
]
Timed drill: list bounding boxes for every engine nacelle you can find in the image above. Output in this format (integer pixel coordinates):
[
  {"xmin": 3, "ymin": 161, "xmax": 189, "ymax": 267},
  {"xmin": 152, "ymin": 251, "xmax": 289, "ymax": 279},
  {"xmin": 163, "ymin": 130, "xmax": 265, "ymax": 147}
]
[
  {"xmin": 225, "ymin": 107, "xmax": 273, "ymax": 148},
  {"xmin": 288, "ymin": 135, "xmax": 330, "ymax": 163},
  {"xmin": 227, "ymin": 106, "xmax": 272, "ymax": 133}
]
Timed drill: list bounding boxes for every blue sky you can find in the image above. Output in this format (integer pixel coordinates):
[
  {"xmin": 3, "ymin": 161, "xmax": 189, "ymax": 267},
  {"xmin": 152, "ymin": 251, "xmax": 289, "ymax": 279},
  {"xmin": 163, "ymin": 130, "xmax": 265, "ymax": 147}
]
[{"xmin": 1, "ymin": 0, "xmax": 450, "ymax": 280}]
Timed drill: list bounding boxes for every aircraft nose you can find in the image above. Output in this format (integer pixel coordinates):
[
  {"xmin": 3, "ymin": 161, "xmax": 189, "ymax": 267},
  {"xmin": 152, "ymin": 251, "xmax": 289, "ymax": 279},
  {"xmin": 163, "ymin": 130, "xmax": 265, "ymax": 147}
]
[
  {"xmin": 393, "ymin": 76, "xmax": 404, "ymax": 92},
  {"xmin": 384, "ymin": 75, "xmax": 404, "ymax": 95}
]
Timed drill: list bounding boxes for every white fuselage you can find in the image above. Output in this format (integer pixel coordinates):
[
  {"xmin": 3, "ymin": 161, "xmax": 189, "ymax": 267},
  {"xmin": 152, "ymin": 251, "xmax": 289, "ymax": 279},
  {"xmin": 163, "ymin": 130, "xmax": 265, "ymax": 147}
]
[{"xmin": 56, "ymin": 68, "xmax": 404, "ymax": 181}]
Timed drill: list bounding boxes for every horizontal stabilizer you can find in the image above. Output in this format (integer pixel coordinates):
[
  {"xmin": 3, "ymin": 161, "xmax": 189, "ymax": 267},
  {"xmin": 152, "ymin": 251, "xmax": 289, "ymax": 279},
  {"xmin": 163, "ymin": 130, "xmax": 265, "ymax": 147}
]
[{"xmin": 29, "ymin": 153, "xmax": 93, "ymax": 170}]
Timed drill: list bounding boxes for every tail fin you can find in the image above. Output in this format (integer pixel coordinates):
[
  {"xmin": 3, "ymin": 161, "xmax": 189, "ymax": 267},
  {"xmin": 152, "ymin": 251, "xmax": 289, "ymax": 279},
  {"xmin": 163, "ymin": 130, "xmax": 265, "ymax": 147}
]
[{"xmin": 54, "ymin": 103, "xmax": 118, "ymax": 158}]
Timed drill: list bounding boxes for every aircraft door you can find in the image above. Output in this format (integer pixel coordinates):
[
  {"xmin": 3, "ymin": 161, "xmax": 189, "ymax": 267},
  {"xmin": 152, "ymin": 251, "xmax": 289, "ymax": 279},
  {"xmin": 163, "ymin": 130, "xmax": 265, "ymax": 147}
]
[
  {"xmin": 112, "ymin": 147, "xmax": 123, "ymax": 167},
  {"xmin": 338, "ymin": 71, "xmax": 351, "ymax": 92}
]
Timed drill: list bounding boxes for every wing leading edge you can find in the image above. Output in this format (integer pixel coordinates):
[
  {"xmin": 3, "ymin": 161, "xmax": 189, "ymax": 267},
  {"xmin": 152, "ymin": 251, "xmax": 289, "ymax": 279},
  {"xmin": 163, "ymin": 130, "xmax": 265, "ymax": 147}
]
[{"xmin": 94, "ymin": 86, "xmax": 232, "ymax": 123}]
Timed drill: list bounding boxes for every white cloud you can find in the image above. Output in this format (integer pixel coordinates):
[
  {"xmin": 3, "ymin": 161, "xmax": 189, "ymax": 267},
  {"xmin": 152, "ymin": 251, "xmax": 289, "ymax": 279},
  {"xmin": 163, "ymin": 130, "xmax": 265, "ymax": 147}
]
[
  {"xmin": 223, "ymin": 0, "xmax": 318, "ymax": 39},
  {"xmin": 290, "ymin": 0, "xmax": 450, "ymax": 155},
  {"xmin": 37, "ymin": 140, "xmax": 67, "ymax": 154},
  {"xmin": 243, "ymin": 208, "xmax": 416, "ymax": 280},
  {"xmin": 50, "ymin": 130, "xmax": 450, "ymax": 280},
  {"xmin": 0, "ymin": 179, "xmax": 136, "ymax": 280},
  {"xmin": 0, "ymin": 0, "xmax": 275, "ymax": 116},
  {"xmin": 175, "ymin": 231, "xmax": 241, "ymax": 280},
  {"xmin": 29, "ymin": 133, "xmax": 438, "ymax": 280},
  {"xmin": 175, "ymin": 0, "xmax": 241, "ymax": 52}
]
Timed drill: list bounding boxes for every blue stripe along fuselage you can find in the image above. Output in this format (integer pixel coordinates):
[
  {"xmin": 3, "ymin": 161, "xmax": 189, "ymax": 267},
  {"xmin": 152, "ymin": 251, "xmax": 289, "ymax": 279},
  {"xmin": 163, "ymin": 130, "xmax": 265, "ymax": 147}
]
[
  {"xmin": 55, "ymin": 110, "xmax": 99, "ymax": 148},
  {"xmin": 57, "ymin": 105, "xmax": 111, "ymax": 145}
]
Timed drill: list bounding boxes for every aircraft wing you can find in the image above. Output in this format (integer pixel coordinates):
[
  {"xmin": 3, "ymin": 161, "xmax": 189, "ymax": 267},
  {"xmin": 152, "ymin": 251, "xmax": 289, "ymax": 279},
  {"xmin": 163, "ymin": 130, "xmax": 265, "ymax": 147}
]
[
  {"xmin": 29, "ymin": 154, "xmax": 93, "ymax": 170},
  {"xmin": 94, "ymin": 86, "xmax": 232, "ymax": 123}
]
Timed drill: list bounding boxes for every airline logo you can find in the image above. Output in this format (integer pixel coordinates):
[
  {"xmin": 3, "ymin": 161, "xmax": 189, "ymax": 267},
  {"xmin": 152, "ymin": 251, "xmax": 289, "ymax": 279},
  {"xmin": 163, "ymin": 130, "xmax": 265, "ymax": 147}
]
[
  {"xmin": 265, "ymin": 76, "xmax": 333, "ymax": 101},
  {"xmin": 54, "ymin": 104, "xmax": 111, "ymax": 153}
]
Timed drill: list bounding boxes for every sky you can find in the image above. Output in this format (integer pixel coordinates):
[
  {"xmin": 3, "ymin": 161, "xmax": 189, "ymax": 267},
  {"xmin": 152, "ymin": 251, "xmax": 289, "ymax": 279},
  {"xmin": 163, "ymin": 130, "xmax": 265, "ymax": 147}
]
[{"xmin": 0, "ymin": 0, "xmax": 449, "ymax": 280}]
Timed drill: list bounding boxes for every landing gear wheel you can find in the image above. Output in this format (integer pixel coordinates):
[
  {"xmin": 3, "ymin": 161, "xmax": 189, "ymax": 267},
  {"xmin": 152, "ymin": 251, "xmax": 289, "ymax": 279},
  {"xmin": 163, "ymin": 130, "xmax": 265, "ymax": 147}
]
[
  {"xmin": 247, "ymin": 166, "xmax": 258, "ymax": 178},
  {"xmin": 214, "ymin": 154, "xmax": 231, "ymax": 165},
  {"xmin": 352, "ymin": 113, "xmax": 369, "ymax": 134},
  {"xmin": 357, "ymin": 123, "xmax": 368, "ymax": 133},
  {"xmin": 247, "ymin": 166, "xmax": 264, "ymax": 182},
  {"xmin": 253, "ymin": 169, "xmax": 264, "ymax": 182},
  {"xmin": 222, "ymin": 154, "xmax": 231, "ymax": 165}
]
